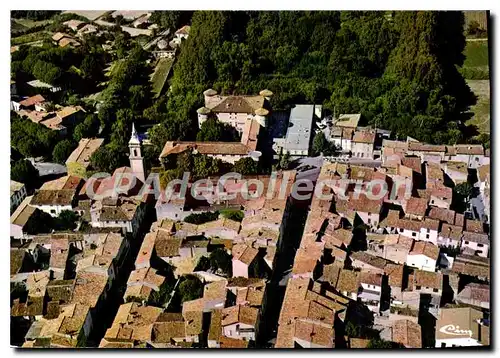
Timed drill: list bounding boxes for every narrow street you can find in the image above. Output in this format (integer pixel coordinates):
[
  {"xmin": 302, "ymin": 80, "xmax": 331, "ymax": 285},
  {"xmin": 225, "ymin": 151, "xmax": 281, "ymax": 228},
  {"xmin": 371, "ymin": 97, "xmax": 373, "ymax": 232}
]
[
  {"xmin": 256, "ymin": 204, "xmax": 309, "ymax": 347},
  {"xmin": 86, "ymin": 207, "xmax": 156, "ymax": 347}
]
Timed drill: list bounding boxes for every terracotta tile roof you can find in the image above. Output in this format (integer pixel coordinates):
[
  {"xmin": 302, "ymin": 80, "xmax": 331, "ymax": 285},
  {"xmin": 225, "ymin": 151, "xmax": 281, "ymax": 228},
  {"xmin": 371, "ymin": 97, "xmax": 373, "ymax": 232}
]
[
  {"xmin": 462, "ymin": 231, "xmax": 489, "ymax": 245},
  {"xmin": 219, "ymin": 336, "xmax": 249, "ymax": 348},
  {"xmin": 336, "ymin": 269, "xmax": 359, "ymax": 293},
  {"xmin": 430, "ymin": 185, "xmax": 452, "ymax": 201},
  {"xmin": 392, "ymin": 319, "xmax": 422, "ymax": 348},
  {"xmin": 465, "ymin": 219, "xmax": 484, "ymax": 234},
  {"xmin": 19, "ymin": 94, "xmax": 45, "ymax": 107},
  {"xmin": 183, "ymin": 310, "xmax": 203, "ymax": 336},
  {"xmin": 384, "ymin": 234, "xmax": 414, "ymax": 251},
  {"xmin": 152, "ymin": 320, "xmax": 186, "ymax": 342},
  {"xmin": 428, "ymin": 207, "xmax": 456, "ymax": 224},
  {"xmin": 384, "ymin": 263, "xmax": 404, "ymax": 287},
  {"xmin": 227, "ymin": 277, "xmax": 266, "ymax": 289},
  {"xmin": 352, "ymin": 130, "xmax": 375, "ymax": 144},
  {"xmin": 221, "ymin": 305, "xmax": 259, "ymax": 326},
  {"xmin": 401, "ymin": 156, "xmax": 422, "ymax": 174},
  {"xmin": 405, "ymin": 197, "xmax": 428, "ymax": 216},
  {"xmin": 440, "ymin": 223, "xmax": 463, "ymax": 240},
  {"xmin": 292, "ymin": 244, "xmax": 323, "ymax": 275},
  {"xmin": 203, "ymin": 280, "xmax": 228, "ymax": 301},
  {"xmin": 104, "ymin": 303, "xmax": 162, "ymax": 343},
  {"xmin": 52, "ymin": 32, "xmax": 71, "ymax": 41},
  {"xmin": 66, "ymin": 138, "xmax": 104, "ymax": 167},
  {"xmin": 358, "ymin": 271, "xmax": 383, "ymax": 286},
  {"xmin": 457, "ymin": 283, "xmax": 489, "ymax": 305},
  {"xmin": 71, "ymin": 272, "xmax": 107, "ymax": 308},
  {"xmin": 451, "ymin": 255, "xmax": 489, "ymax": 279},
  {"xmin": 408, "ymin": 141, "xmax": 446, "ymax": 152},
  {"xmin": 350, "ymin": 251, "xmax": 389, "ymax": 270},
  {"xmin": 319, "ymin": 264, "xmax": 341, "ymax": 286},
  {"xmin": 409, "ymin": 241, "xmax": 439, "ymax": 260},
  {"xmin": 160, "ymin": 141, "xmax": 251, "ymax": 157},
  {"xmin": 293, "ymin": 320, "xmax": 334, "ymax": 348},
  {"xmin": 236, "ymin": 285, "xmax": 265, "ymax": 307},
  {"xmin": 31, "ymin": 189, "xmax": 75, "ymax": 206},
  {"xmin": 232, "ymin": 244, "xmax": 258, "ymax": 265},
  {"xmin": 208, "ymin": 95, "xmax": 264, "ymax": 114},
  {"xmin": 154, "ymin": 236, "xmax": 182, "ymax": 258},
  {"xmin": 414, "ymin": 270, "xmax": 442, "ymax": 290},
  {"xmin": 454, "ymin": 144, "xmax": 484, "ymax": 155},
  {"xmin": 208, "ymin": 309, "xmax": 222, "ymax": 342}
]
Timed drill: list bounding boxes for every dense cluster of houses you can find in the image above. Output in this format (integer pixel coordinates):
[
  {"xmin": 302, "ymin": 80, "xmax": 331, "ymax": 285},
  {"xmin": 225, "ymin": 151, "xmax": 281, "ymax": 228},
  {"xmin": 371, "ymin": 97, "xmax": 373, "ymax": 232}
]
[
  {"xmin": 98, "ymin": 171, "xmax": 296, "ymax": 347},
  {"xmin": 11, "ymin": 231, "xmax": 130, "ymax": 347},
  {"xmin": 275, "ymin": 139, "xmax": 490, "ymax": 348}
]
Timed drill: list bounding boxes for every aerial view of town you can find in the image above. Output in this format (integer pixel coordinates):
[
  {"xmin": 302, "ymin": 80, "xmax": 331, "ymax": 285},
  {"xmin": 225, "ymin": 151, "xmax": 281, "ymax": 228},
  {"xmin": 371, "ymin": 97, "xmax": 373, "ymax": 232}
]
[{"xmin": 10, "ymin": 10, "xmax": 491, "ymax": 349}]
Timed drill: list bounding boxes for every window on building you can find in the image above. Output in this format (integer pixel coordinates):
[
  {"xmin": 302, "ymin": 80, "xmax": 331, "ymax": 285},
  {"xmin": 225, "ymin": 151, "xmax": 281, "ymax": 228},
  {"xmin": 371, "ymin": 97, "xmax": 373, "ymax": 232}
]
[
  {"xmin": 412, "ymin": 232, "xmax": 417, "ymax": 237},
  {"xmin": 50, "ymin": 209, "xmax": 56, "ymax": 214},
  {"xmin": 368, "ymin": 218, "xmax": 371, "ymax": 224},
  {"xmin": 361, "ymin": 153, "xmax": 364, "ymax": 158},
  {"xmin": 433, "ymin": 288, "xmax": 439, "ymax": 293},
  {"xmin": 427, "ymin": 228, "xmax": 430, "ymax": 233},
  {"xmin": 441, "ymin": 343, "xmax": 446, "ymax": 348},
  {"xmin": 426, "ymin": 234, "xmax": 430, "ymax": 239},
  {"xmin": 431, "ymin": 200, "xmax": 435, "ymax": 204},
  {"xmin": 416, "ymin": 285, "xmax": 421, "ymax": 290},
  {"xmin": 477, "ymin": 243, "xmax": 484, "ymax": 247},
  {"xmin": 465, "ymin": 241, "xmax": 469, "ymax": 244}
]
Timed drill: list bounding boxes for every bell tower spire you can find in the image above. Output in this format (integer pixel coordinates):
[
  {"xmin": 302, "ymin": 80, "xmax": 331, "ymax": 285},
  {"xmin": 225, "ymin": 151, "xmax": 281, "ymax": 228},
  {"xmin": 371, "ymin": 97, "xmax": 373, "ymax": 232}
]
[{"xmin": 129, "ymin": 123, "xmax": 145, "ymax": 183}]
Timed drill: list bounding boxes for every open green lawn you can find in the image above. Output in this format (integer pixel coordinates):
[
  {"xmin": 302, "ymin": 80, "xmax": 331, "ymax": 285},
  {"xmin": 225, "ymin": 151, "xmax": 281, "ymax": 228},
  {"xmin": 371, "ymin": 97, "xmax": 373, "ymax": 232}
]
[
  {"xmin": 464, "ymin": 41, "xmax": 489, "ymax": 67},
  {"xmin": 460, "ymin": 40, "xmax": 489, "ymax": 80},
  {"xmin": 151, "ymin": 58, "xmax": 174, "ymax": 98},
  {"xmin": 466, "ymin": 79, "xmax": 490, "ymax": 134}
]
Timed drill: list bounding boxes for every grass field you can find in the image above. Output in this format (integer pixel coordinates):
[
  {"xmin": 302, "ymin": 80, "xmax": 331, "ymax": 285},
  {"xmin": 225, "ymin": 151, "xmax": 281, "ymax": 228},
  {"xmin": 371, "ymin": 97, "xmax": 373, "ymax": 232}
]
[
  {"xmin": 466, "ymin": 79, "xmax": 490, "ymax": 134},
  {"xmin": 464, "ymin": 41, "xmax": 489, "ymax": 67},
  {"xmin": 151, "ymin": 58, "xmax": 174, "ymax": 98},
  {"xmin": 460, "ymin": 40, "xmax": 489, "ymax": 80},
  {"xmin": 11, "ymin": 31, "xmax": 51, "ymax": 45},
  {"xmin": 13, "ymin": 18, "xmax": 53, "ymax": 29}
]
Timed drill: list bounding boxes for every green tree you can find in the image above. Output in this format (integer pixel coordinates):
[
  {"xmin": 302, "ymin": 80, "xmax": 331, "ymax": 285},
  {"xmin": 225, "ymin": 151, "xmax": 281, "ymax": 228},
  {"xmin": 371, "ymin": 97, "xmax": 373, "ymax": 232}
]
[
  {"xmin": 209, "ymin": 248, "xmax": 232, "ymax": 275},
  {"xmin": 24, "ymin": 210, "xmax": 53, "ymax": 235},
  {"xmin": 54, "ymin": 210, "xmax": 79, "ymax": 231},
  {"xmin": 178, "ymin": 275, "xmax": 203, "ymax": 302},
  {"xmin": 233, "ymin": 157, "xmax": 259, "ymax": 175},
  {"xmin": 52, "ymin": 140, "xmax": 76, "ymax": 164},
  {"xmin": 312, "ymin": 131, "xmax": 329, "ymax": 155},
  {"xmin": 454, "ymin": 182, "xmax": 473, "ymax": 198},
  {"xmin": 11, "ymin": 159, "xmax": 39, "ymax": 189},
  {"xmin": 184, "ymin": 211, "xmax": 219, "ymax": 225},
  {"xmin": 90, "ymin": 145, "xmax": 127, "ymax": 173},
  {"xmin": 367, "ymin": 338, "xmax": 394, "ymax": 349},
  {"xmin": 220, "ymin": 209, "xmax": 244, "ymax": 222},
  {"xmin": 196, "ymin": 117, "xmax": 239, "ymax": 142}
]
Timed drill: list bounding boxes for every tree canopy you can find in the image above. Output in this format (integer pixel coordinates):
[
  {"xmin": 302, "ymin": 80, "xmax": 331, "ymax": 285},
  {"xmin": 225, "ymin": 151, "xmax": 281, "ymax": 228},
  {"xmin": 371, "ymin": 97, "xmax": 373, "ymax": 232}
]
[{"xmin": 150, "ymin": 11, "xmax": 474, "ymax": 145}]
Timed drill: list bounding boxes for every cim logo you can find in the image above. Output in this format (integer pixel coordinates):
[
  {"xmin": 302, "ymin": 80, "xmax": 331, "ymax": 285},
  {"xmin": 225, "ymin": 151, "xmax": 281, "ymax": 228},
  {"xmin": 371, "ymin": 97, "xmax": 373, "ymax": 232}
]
[{"xmin": 439, "ymin": 324, "xmax": 473, "ymax": 337}]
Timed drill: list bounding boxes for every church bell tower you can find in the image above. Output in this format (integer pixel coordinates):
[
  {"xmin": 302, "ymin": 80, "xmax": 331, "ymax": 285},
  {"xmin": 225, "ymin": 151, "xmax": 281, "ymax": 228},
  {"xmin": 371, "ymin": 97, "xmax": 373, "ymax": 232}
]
[{"xmin": 129, "ymin": 123, "xmax": 145, "ymax": 183}]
